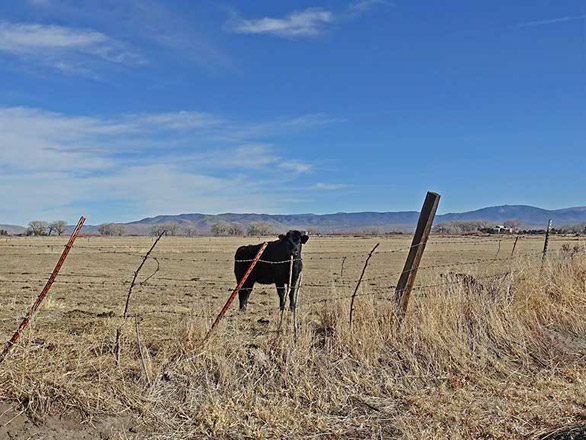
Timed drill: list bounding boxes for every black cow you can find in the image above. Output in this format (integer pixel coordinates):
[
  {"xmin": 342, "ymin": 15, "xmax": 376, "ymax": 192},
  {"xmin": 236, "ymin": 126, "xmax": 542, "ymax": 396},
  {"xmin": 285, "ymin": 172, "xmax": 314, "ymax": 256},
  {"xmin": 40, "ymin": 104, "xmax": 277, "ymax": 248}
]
[{"xmin": 234, "ymin": 230, "xmax": 309, "ymax": 311}]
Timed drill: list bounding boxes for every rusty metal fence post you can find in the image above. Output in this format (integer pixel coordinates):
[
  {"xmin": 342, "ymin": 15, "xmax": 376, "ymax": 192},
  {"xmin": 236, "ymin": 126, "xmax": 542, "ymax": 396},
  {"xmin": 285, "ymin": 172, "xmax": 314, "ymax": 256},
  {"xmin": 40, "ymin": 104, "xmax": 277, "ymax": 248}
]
[
  {"xmin": 0, "ymin": 216, "xmax": 86, "ymax": 364},
  {"xmin": 201, "ymin": 242, "xmax": 268, "ymax": 346}
]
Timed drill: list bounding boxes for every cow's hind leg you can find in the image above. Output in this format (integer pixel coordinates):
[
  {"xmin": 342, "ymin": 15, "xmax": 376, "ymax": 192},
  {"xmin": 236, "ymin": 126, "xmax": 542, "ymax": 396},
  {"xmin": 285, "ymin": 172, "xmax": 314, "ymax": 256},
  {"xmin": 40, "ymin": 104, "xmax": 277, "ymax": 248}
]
[
  {"xmin": 289, "ymin": 282, "xmax": 296, "ymax": 311},
  {"xmin": 239, "ymin": 280, "xmax": 254, "ymax": 311},
  {"xmin": 276, "ymin": 284, "xmax": 286, "ymax": 311}
]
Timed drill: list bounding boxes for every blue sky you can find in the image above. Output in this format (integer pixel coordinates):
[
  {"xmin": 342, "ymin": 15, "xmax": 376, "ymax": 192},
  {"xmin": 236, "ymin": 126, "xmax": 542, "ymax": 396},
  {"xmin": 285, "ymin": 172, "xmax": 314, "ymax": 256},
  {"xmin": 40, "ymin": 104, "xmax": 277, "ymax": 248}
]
[{"xmin": 0, "ymin": 0, "xmax": 584, "ymax": 224}]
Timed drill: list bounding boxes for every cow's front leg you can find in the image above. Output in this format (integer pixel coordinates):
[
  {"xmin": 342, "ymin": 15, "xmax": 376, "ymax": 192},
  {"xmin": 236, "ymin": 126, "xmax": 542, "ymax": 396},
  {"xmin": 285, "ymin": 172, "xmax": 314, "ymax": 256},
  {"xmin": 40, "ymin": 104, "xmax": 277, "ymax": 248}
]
[
  {"xmin": 276, "ymin": 284, "xmax": 286, "ymax": 311},
  {"xmin": 239, "ymin": 280, "xmax": 254, "ymax": 311},
  {"xmin": 288, "ymin": 275, "xmax": 298, "ymax": 311}
]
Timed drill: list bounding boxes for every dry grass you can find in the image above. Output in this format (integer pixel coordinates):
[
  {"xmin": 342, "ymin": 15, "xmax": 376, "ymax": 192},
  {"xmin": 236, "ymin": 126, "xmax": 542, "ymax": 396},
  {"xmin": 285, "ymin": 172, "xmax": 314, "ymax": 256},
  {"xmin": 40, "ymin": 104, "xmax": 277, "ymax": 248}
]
[{"xmin": 0, "ymin": 235, "xmax": 585, "ymax": 439}]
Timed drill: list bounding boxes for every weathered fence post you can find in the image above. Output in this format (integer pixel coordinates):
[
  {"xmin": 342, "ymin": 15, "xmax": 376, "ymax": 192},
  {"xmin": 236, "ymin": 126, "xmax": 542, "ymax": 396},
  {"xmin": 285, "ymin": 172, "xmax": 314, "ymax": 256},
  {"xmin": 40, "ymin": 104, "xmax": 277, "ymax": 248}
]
[
  {"xmin": 540, "ymin": 219, "xmax": 553, "ymax": 273},
  {"xmin": 394, "ymin": 192, "xmax": 440, "ymax": 324},
  {"xmin": 201, "ymin": 242, "xmax": 268, "ymax": 345},
  {"xmin": 511, "ymin": 235, "xmax": 520, "ymax": 257},
  {"xmin": 0, "ymin": 216, "xmax": 86, "ymax": 364},
  {"xmin": 542, "ymin": 219, "xmax": 553, "ymax": 263}
]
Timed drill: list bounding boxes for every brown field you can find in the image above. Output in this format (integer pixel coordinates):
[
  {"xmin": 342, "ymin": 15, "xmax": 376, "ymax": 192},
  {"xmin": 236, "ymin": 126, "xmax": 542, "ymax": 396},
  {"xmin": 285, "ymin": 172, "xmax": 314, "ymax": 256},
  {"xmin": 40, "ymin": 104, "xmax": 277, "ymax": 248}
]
[{"xmin": 0, "ymin": 234, "xmax": 585, "ymax": 439}]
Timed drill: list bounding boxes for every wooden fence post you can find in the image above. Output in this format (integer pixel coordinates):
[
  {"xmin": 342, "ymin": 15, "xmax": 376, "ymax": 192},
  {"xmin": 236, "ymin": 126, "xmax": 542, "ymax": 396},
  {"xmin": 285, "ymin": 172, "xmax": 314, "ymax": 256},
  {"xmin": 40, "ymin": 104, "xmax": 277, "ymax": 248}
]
[
  {"xmin": 542, "ymin": 219, "xmax": 553, "ymax": 263},
  {"xmin": 0, "ymin": 216, "xmax": 85, "ymax": 364},
  {"xmin": 541, "ymin": 219, "xmax": 553, "ymax": 273},
  {"xmin": 394, "ymin": 192, "xmax": 440, "ymax": 323}
]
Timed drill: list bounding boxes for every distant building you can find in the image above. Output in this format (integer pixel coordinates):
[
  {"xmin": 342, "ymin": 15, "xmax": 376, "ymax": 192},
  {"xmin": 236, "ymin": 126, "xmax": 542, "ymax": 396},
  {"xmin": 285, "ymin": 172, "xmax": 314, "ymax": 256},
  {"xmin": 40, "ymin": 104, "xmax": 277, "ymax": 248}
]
[{"xmin": 480, "ymin": 225, "xmax": 514, "ymax": 234}]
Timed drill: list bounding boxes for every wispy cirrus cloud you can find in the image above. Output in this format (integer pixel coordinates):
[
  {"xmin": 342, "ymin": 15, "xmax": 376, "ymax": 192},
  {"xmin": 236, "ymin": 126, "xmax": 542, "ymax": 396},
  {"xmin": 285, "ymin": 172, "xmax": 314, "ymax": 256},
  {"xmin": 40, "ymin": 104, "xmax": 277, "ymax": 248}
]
[
  {"xmin": 0, "ymin": 21, "xmax": 143, "ymax": 75},
  {"xmin": 226, "ymin": 1, "xmax": 390, "ymax": 38},
  {"xmin": 349, "ymin": 0, "xmax": 394, "ymax": 13},
  {"xmin": 0, "ymin": 106, "xmax": 338, "ymax": 223},
  {"xmin": 512, "ymin": 14, "xmax": 586, "ymax": 28},
  {"xmin": 229, "ymin": 8, "xmax": 334, "ymax": 38},
  {"xmin": 311, "ymin": 183, "xmax": 347, "ymax": 190},
  {"xmin": 17, "ymin": 0, "xmax": 234, "ymax": 71}
]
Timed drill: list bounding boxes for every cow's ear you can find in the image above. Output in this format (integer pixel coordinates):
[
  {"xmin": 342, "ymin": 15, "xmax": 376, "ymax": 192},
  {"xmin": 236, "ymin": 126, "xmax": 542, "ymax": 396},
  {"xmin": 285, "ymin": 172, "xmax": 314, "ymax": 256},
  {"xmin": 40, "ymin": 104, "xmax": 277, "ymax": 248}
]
[
  {"xmin": 301, "ymin": 235, "xmax": 309, "ymax": 244},
  {"xmin": 278, "ymin": 234, "xmax": 286, "ymax": 240}
]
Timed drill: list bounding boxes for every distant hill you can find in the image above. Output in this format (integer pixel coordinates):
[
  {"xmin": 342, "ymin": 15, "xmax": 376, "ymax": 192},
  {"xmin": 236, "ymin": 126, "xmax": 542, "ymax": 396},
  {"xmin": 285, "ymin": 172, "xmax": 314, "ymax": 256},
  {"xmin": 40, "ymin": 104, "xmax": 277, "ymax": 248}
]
[
  {"xmin": 0, "ymin": 224, "xmax": 26, "ymax": 234},
  {"xmin": 124, "ymin": 211, "xmax": 421, "ymax": 234},
  {"xmin": 123, "ymin": 205, "xmax": 586, "ymax": 234},
  {"xmin": 438, "ymin": 205, "xmax": 586, "ymax": 226},
  {"xmin": 3, "ymin": 205, "xmax": 586, "ymax": 235}
]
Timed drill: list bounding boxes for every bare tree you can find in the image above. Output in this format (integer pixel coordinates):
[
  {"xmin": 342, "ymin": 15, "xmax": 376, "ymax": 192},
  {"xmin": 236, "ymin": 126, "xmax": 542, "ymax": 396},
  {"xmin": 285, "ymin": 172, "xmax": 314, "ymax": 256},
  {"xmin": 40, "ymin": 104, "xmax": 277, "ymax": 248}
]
[
  {"xmin": 49, "ymin": 220, "xmax": 68, "ymax": 236},
  {"xmin": 183, "ymin": 225, "xmax": 198, "ymax": 237},
  {"xmin": 559, "ymin": 223, "xmax": 585, "ymax": 234},
  {"xmin": 165, "ymin": 222, "xmax": 181, "ymax": 236},
  {"xmin": 228, "ymin": 222, "xmax": 245, "ymax": 236},
  {"xmin": 247, "ymin": 221, "xmax": 276, "ymax": 236},
  {"xmin": 150, "ymin": 223, "xmax": 179, "ymax": 236},
  {"xmin": 503, "ymin": 219, "xmax": 522, "ymax": 231},
  {"xmin": 364, "ymin": 226, "xmax": 384, "ymax": 236},
  {"xmin": 434, "ymin": 220, "xmax": 495, "ymax": 234},
  {"xmin": 27, "ymin": 220, "xmax": 48, "ymax": 236},
  {"xmin": 98, "ymin": 223, "xmax": 126, "ymax": 236},
  {"xmin": 211, "ymin": 220, "xmax": 230, "ymax": 236}
]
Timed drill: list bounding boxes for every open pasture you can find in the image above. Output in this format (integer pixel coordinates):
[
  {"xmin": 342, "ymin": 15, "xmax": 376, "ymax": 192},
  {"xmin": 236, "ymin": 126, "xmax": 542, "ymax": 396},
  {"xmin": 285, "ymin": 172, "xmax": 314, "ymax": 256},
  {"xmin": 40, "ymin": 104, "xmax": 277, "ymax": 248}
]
[
  {"xmin": 0, "ymin": 234, "xmax": 557, "ymax": 324},
  {"xmin": 0, "ymin": 234, "xmax": 585, "ymax": 439}
]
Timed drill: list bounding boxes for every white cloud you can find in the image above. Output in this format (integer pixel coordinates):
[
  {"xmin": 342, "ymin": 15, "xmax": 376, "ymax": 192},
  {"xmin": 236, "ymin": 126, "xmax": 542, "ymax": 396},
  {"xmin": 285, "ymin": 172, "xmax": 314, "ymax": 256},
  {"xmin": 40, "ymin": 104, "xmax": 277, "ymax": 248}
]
[
  {"xmin": 349, "ymin": 0, "xmax": 393, "ymax": 12},
  {"xmin": 280, "ymin": 161, "xmax": 313, "ymax": 174},
  {"xmin": 0, "ymin": 21, "xmax": 143, "ymax": 74},
  {"xmin": 512, "ymin": 15, "xmax": 586, "ymax": 28},
  {"xmin": 0, "ymin": 107, "xmax": 333, "ymax": 224},
  {"xmin": 20, "ymin": 0, "xmax": 234, "ymax": 71},
  {"xmin": 226, "ymin": 2, "xmax": 391, "ymax": 38},
  {"xmin": 312, "ymin": 183, "xmax": 347, "ymax": 190},
  {"xmin": 229, "ymin": 8, "xmax": 335, "ymax": 38}
]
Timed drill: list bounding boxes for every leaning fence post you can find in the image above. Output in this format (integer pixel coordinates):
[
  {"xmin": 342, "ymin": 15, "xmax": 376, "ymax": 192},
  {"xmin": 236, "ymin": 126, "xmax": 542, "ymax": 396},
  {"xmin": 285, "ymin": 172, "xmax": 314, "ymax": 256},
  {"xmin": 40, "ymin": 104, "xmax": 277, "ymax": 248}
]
[
  {"xmin": 0, "ymin": 216, "xmax": 86, "ymax": 364},
  {"xmin": 542, "ymin": 219, "xmax": 553, "ymax": 262},
  {"xmin": 541, "ymin": 219, "xmax": 553, "ymax": 273},
  {"xmin": 394, "ymin": 192, "xmax": 440, "ymax": 324},
  {"xmin": 201, "ymin": 242, "xmax": 268, "ymax": 346}
]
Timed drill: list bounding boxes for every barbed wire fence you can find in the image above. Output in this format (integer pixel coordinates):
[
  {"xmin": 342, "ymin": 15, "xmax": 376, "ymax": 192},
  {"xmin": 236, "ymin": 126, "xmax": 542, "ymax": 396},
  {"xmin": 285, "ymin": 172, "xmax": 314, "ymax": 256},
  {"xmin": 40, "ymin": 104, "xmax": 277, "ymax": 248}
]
[
  {"xmin": 0, "ymin": 204, "xmax": 584, "ymax": 364},
  {"xmin": 0, "ymin": 234, "xmax": 578, "ymax": 318}
]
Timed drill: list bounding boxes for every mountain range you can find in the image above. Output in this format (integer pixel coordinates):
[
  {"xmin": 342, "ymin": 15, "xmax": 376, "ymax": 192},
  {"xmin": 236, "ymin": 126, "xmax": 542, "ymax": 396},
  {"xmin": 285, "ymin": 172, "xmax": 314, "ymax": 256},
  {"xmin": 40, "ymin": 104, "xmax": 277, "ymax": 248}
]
[{"xmin": 3, "ymin": 205, "xmax": 585, "ymax": 235}]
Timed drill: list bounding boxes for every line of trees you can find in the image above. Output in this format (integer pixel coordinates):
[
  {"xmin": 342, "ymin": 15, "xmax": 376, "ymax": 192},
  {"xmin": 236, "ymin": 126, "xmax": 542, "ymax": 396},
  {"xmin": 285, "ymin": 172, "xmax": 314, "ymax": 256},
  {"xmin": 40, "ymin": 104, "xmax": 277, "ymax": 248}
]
[
  {"xmin": 558, "ymin": 222, "xmax": 586, "ymax": 234},
  {"xmin": 97, "ymin": 223, "xmax": 127, "ymax": 236},
  {"xmin": 434, "ymin": 220, "xmax": 497, "ymax": 234},
  {"xmin": 26, "ymin": 220, "xmax": 69, "ymax": 236},
  {"xmin": 210, "ymin": 220, "xmax": 277, "ymax": 236},
  {"xmin": 433, "ymin": 219, "xmax": 524, "ymax": 234}
]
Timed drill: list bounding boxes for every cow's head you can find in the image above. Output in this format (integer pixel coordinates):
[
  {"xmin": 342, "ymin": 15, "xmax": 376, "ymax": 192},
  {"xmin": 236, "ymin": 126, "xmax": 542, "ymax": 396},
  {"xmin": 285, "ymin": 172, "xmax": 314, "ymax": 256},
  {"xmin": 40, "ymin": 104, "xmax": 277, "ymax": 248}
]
[{"xmin": 279, "ymin": 230, "xmax": 309, "ymax": 256}]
